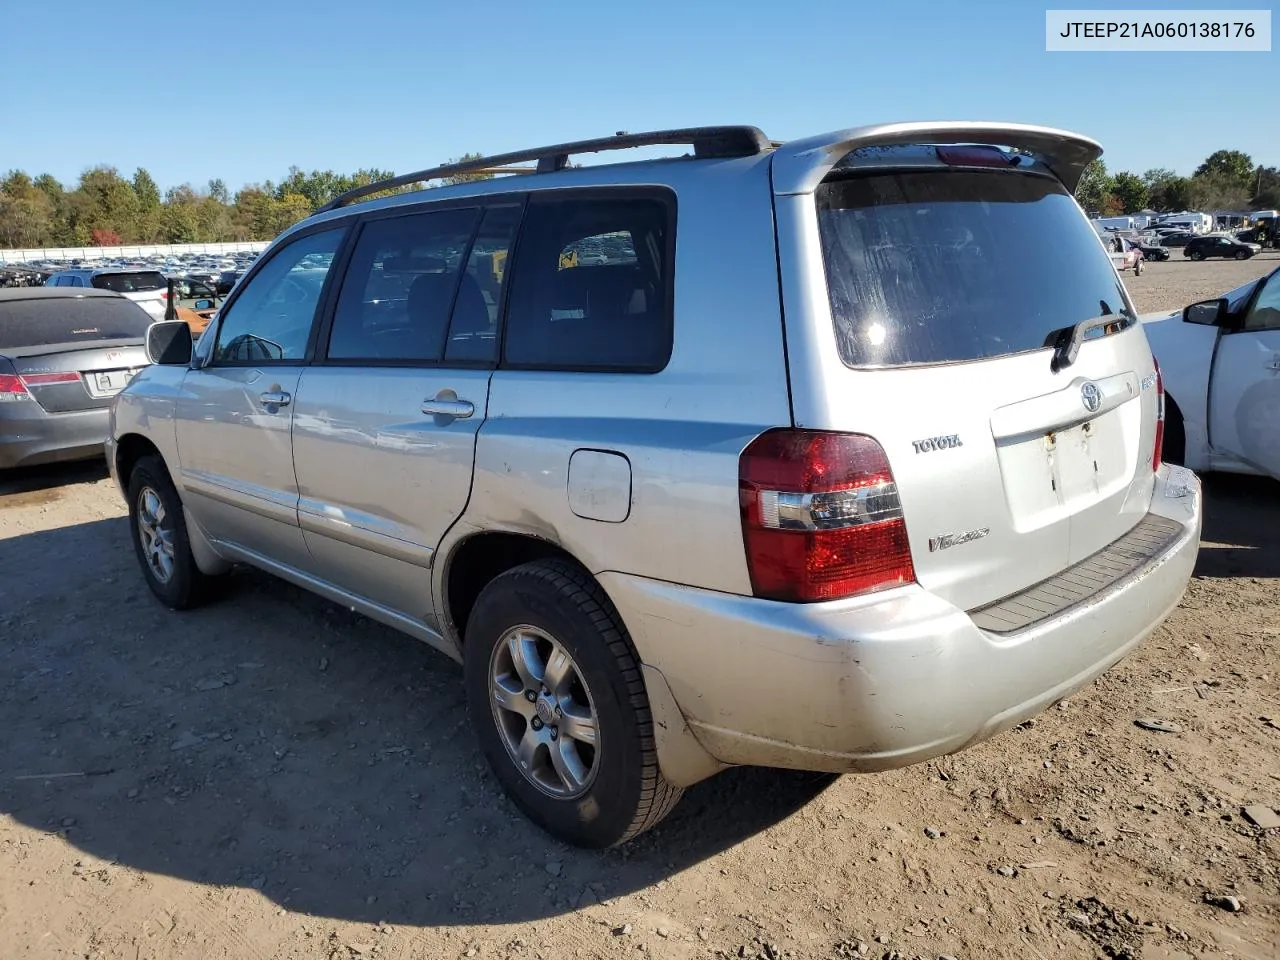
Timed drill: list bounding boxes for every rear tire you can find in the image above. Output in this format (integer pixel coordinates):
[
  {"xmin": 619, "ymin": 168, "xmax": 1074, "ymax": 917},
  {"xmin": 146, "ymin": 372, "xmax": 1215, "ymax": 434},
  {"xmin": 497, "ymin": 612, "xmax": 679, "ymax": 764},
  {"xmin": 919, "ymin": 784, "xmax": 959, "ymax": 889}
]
[
  {"xmin": 1134, "ymin": 258, "xmax": 1143, "ymax": 276},
  {"xmin": 127, "ymin": 455, "xmax": 224, "ymax": 609},
  {"xmin": 1235, "ymin": 250, "xmax": 1249, "ymax": 260},
  {"xmin": 463, "ymin": 560, "xmax": 683, "ymax": 847},
  {"xmin": 1190, "ymin": 250, "xmax": 1204, "ymax": 261}
]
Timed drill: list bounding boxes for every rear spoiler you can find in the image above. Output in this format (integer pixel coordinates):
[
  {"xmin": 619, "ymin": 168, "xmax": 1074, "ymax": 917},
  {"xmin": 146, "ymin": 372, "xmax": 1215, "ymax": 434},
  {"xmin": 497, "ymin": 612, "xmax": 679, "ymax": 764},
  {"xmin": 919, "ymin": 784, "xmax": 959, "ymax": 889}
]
[{"xmin": 771, "ymin": 121, "xmax": 1103, "ymax": 195}]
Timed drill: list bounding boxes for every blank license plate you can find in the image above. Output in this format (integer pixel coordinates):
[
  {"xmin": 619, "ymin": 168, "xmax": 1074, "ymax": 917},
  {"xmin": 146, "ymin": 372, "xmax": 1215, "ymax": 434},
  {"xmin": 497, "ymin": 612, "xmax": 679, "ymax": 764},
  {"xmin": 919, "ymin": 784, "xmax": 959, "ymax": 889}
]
[{"xmin": 87, "ymin": 368, "xmax": 138, "ymax": 397}]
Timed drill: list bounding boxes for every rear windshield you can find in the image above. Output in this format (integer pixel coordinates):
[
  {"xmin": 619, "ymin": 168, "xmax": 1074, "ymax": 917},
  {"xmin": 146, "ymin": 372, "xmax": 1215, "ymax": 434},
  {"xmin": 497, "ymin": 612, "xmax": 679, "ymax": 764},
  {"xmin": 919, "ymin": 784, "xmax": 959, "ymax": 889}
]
[
  {"xmin": 90, "ymin": 271, "xmax": 167, "ymax": 293},
  {"xmin": 816, "ymin": 170, "xmax": 1132, "ymax": 367},
  {"xmin": 0, "ymin": 297, "xmax": 152, "ymax": 350}
]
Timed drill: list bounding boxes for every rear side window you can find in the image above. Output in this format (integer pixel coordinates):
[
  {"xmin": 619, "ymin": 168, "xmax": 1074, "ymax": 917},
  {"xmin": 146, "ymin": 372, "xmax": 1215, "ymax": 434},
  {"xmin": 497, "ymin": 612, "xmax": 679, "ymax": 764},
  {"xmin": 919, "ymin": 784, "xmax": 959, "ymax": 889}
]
[
  {"xmin": 327, "ymin": 208, "xmax": 480, "ymax": 362},
  {"xmin": 816, "ymin": 171, "xmax": 1132, "ymax": 367},
  {"xmin": 503, "ymin": 192, "xmax": 673, "ymax": 372},
  {"xmin": 0, "ymin": 297, "xmax": 152, "ymax": 349},
  {"xmin": 91, "ymin": 271, "xmax": 167, "ymax": 293}
]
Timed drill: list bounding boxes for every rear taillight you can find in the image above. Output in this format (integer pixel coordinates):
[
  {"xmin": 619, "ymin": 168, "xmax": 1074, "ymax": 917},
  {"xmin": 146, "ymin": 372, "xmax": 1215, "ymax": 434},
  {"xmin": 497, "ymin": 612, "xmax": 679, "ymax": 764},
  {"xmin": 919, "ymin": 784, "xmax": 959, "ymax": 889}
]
[
  {"xmin": 0, "ymin": 374, "xmax": 30, "ymax": 401},
  {"xmin": 739, "ymin": 429, "xmax": 915, "ymax": 602},
  {"xmin": 19, "ymin": 372, "xmax": 81, "ymax": 386},
  {"xmin": 1152, "ymin": 357, "xmax": 1165, "ymax": 471}
]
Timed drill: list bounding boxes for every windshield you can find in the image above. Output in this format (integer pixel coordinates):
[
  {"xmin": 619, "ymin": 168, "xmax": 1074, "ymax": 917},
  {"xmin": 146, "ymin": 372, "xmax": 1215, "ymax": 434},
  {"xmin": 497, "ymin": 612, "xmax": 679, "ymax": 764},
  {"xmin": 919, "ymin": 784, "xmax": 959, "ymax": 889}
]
[
  {"xmin": 816, "ymin": 170, "xmax": 1133, "ymax": 367},
  {"xmin": 90, "ymin": 271, "xmax": 167, "ymax": 293},
  {"xmin": 0, "ymin": 297, "xmax": 152, "ymax": 350}
]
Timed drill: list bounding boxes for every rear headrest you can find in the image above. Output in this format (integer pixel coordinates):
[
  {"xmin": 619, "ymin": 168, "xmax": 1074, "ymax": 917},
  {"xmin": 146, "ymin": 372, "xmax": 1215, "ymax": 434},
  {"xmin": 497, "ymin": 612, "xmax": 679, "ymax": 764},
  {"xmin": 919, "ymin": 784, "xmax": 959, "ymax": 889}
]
[
  {"xmin": 451, "ymin": 272, "xmax": 489, "ymax": 333},
  {"xmin": 384, "ymin": 255, "xmax": 445, "ymax": 275},
  {"xmin": 407, "ymin": 272, "xmax": 455, "ymax": 325}
]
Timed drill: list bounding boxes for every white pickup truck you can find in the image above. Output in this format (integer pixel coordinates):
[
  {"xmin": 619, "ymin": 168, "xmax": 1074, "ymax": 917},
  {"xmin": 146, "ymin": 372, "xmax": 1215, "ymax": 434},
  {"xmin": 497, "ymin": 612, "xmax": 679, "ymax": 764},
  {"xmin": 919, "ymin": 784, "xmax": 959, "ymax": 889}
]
[{"xmin": 1142, "ymin": 264, "xmax": 1280, "ymax": 481}]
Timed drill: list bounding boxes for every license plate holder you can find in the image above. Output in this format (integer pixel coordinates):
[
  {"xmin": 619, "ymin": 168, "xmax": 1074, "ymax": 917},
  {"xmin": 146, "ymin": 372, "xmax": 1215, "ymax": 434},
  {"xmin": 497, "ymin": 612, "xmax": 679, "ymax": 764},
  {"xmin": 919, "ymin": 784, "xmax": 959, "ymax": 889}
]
[{"xmin": 85, "ymin": 368, "xmax": 138, "ymax": 398}]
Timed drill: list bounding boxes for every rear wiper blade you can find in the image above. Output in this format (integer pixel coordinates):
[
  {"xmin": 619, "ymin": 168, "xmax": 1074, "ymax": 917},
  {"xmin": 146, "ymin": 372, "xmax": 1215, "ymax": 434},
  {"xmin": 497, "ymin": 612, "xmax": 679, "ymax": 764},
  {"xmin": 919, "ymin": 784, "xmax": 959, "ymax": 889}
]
[{"xmin": 1046, "ymin": 307, "xmax": 1132, "ymax": 373}]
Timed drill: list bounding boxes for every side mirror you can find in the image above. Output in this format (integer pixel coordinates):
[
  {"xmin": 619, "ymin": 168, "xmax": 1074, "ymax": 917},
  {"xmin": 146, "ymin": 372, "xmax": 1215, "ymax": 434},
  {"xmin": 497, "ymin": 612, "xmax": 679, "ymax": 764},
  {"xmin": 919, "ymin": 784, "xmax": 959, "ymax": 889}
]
[
  {"xmin": 147, "ymin": 320, "xmax": 194, "ymax": 365},
  {"xmin": 1184, "ymin": 298, "xmax": 1227, "ymax": 326},
  {"xmin": 194, "ymin": 298, "xmax": 215, "ymax": 310}
]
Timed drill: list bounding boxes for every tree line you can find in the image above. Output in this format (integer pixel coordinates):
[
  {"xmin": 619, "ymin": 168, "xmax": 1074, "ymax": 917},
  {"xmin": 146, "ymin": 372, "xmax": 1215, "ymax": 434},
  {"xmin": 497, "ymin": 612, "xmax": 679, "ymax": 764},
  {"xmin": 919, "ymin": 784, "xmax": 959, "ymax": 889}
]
[
  {"xmin": 0, "ymin": 155, "xmax": 492, "ymax": 249},
  {"xmin": 1, "ymin": 148, "xmax": 1276, "ymax": 249},
  {"xmin": 1074, "ymin": 149, "xmax": 1280, "ymax": 217}
]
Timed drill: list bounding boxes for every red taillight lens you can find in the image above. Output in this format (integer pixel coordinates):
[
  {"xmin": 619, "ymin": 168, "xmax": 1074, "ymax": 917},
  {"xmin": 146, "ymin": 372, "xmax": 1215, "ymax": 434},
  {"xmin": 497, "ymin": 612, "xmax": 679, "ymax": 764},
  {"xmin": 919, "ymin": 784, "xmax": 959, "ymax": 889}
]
[
  {"xmin": 0, "ymin": 374, "xmax": 31, "ymax": 401},
  {"xmin": 739, "ymin": 429, "xmax": 916, "ymax": 602},
  {"xmin": 19, "ymin": 372, "xmax": 81, "ymax": 386},
  {"xmin": 935, "ymin": 145, "xmax": 1014, "ymax": 168},
  {"xmin": 1152, "ymin": 357, "xmax": 1165, "ymax": 471}
]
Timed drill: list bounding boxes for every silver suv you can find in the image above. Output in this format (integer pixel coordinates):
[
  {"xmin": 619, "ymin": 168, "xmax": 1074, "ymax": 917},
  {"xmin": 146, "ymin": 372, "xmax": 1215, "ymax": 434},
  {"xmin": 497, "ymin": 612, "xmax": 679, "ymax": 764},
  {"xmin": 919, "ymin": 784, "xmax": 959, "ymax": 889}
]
[{"xmin": 108, "ymin": 123, "xmax": 1202, "ymax": 848}]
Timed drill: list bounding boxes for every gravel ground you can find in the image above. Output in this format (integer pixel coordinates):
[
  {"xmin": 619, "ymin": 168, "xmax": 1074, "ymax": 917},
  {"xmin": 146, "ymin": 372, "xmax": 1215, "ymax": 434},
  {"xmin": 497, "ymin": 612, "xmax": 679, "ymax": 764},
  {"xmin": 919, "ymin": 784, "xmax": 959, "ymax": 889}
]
[{"xmin": 0, "ymin": 254, "xmax": 1277, "ymax": 960}]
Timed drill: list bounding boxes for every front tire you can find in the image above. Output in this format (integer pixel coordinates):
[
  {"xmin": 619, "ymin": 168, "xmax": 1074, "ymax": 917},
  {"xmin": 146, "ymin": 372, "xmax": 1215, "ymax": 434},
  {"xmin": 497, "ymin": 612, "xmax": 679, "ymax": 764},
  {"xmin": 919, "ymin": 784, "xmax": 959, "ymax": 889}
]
[
  {"xmin": 1190, "ymin": 250, "xmax": 1205, "ymax": 261},
  {"xmin": 127, "ymin": 455, "xmax": 223, "ymax": 609},
  {"xmin": 1134, "ymin": 258, "xmax": 1143, "ymax": 276},
  {"xmin": 463, "ymin": 560, "xmax": 683, "ymax": 847},
  {"xmin": 1235, "ymin": 250, "xmax": 1249, "ymax": 260}
]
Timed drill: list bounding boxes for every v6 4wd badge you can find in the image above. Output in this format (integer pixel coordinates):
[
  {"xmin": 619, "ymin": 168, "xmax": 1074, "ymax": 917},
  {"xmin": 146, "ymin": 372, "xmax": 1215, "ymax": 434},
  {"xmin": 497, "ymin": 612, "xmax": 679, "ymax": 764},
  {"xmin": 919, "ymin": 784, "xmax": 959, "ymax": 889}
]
[{"xmin": 912, "ymin": 434, "xmax": 962, "ymax": 454}]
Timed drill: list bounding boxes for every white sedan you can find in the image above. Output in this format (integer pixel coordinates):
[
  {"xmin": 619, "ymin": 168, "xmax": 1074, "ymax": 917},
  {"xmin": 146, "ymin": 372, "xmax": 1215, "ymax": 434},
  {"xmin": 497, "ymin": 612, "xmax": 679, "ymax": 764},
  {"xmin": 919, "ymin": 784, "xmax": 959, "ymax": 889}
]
[{"xmin": 1142, "ymin": 266, "xmax": 1280, "ymax": 481}]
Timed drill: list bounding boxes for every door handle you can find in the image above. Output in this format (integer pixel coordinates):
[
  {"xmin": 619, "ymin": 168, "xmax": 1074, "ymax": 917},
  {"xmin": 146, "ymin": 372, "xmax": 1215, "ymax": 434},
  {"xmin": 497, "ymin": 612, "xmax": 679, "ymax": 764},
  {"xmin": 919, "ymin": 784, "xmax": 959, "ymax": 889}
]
[
  {"xmin": 258, "ymin": 390, "xmax": 292, "ymax": 407},
  {"xmin": 1267, "ymin": 359, "xmax": 1280, "ymax": 371},
  {"xmin": 421, "ymin": 398, "xmax": 474, "ymax": 419}
]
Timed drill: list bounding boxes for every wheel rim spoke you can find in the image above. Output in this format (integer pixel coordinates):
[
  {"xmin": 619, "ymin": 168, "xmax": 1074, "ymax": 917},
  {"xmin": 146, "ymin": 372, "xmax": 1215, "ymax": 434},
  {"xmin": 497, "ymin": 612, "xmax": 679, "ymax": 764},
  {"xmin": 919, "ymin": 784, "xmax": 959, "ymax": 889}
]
[
  {"xmin": 492, "ymin": 678, "xmax": 535, "ymax": 719},
  {"xmin": 549, "ymin": 737, "xmax": 588, "ymax": 794},
  {"xmin": 515, "ymin": 726, "xmax": 540, "ymax": 772},
  {"xmin": 559, "ymin": 704, "xmax": 597, "ymax": 747},
  {"xmin": 489, "ymin": 624, "xmax": 600, "ymax": 800},
  {"xmin": 506, "ymin": 633, "xmax": 544, "ymax": 690},
  {"xmin": 542, "ymin": 645, "xmax": 573, "ymax": 698},
  {"xmin": 136, "ymin": 486, "xmax": 174, "ymax": 585}
]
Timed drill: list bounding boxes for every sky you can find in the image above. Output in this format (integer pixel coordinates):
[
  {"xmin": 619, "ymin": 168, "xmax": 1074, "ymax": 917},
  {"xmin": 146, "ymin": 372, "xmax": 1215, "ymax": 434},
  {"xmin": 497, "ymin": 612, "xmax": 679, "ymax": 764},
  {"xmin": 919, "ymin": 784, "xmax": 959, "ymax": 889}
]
[{"xmin": 3, "ymin": 0, "xmax": 1275, "ymax": 193}]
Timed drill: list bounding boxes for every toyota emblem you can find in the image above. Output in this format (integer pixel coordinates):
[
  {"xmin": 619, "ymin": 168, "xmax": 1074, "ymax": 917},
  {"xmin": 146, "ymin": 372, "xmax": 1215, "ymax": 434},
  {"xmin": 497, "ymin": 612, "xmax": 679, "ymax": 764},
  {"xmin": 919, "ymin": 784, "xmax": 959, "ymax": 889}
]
[{"xmin": 1080, "ymin": 382, "xmax": 1102, "ymax": 414}]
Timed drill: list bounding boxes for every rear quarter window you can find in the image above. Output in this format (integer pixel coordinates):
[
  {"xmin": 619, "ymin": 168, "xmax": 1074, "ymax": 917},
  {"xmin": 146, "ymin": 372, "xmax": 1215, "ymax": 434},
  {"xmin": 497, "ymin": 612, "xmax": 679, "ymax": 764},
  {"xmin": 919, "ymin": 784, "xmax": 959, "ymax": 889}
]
[
  {"xmin": 502, "ymin": 191, "xmax": 674, "ymax": 372},
  {"xmin": 816, "ymin": 170, "xmax": 1132, "ymax": 367}
]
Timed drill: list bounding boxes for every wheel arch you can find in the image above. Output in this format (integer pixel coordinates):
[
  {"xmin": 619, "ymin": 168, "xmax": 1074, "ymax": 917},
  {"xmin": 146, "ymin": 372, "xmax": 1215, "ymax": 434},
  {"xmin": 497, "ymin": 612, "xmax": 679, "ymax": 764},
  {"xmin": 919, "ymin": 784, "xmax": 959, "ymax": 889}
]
[
  {"xmin": 438, "ymin": 530, "xmax": 726, "ymax": 789},
  {"xmin": 113, "ymin": 433, "xmax": 164, "ymax": 497}
]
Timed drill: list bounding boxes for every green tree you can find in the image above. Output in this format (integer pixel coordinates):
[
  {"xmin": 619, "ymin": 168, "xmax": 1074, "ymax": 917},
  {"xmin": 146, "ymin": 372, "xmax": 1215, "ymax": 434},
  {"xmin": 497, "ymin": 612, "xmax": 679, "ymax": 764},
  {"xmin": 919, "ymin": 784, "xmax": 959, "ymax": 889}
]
[
  {"xmin": 1148, "ymin": 176, "xmax": 1192, "ymax": 212},
  {"xmin": 207, "ymin": 178, "xmax": 230, "ymax": 204},
  {"xmin": 1194, "ymin": 150, "xmax": 1254, "ymax": 189},
  {"xmin": 132, "ymin": 168, "xmax": 161, "ymax": 211},
  {"xmin": 1110, "ymin": 171, "xmax": 1149, "ymax": 214},
  {"xmin": 0, "ymin": 171, "xmax": 57, "ymax": 246},
  {"xmin": 159, "ymin": 204, "xmax": 198, "ymax": 243},
  {"xmin": 1074, "ymin": 159, "xmax": 1113, "ymax": 215},
  {"xmin": 442, "ymin": 152, "xmax": 495, "ymax": 186},
  {"xmin": 72, "ymin": 166, "xmax": 140, "ymax": 242},
  {"xmin": 1250, "ymin": 166, "xmax": 1280, "ymax": 209},
  {"xmin": 1188, "ymin": 174, "xmax": 1250, "ymax": 212}
]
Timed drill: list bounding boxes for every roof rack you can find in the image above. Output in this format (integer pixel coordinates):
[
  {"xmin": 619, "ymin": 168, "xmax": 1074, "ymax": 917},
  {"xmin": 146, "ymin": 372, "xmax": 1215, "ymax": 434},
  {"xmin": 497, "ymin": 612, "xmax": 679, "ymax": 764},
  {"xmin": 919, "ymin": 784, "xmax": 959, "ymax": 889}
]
[{"xmin": 315, "ymin": 126, "xmax": 772, "ymax": 213}]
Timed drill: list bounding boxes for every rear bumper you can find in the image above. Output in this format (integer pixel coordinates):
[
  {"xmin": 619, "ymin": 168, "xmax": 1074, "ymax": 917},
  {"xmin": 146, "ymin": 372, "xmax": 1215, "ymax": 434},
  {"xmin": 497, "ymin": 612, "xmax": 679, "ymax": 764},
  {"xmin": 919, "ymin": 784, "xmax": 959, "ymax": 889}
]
[
  {"xmin": 0, "ymin": 407, "xmax": 111, "ymax": 470},
  {"xmin": 605, "ymin": 465, "xmax": 1201, "ymax": 776}
]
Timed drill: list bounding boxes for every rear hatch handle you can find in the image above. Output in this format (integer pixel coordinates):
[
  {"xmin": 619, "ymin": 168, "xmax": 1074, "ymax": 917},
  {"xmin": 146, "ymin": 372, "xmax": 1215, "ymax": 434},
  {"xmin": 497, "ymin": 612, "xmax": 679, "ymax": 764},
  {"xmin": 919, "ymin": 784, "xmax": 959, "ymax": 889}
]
[{"xmin": 1047, "ymin": 304, "xmax": 1132, "ymax": 373}]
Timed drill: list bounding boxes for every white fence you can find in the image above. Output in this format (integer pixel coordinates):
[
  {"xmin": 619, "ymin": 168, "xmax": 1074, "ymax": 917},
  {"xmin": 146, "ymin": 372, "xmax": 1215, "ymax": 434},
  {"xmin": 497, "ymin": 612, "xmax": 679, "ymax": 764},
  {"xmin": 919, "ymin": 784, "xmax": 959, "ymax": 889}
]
[{"xmin": 1, "ymin": 241, "xmax": 270, "ymax": 265}]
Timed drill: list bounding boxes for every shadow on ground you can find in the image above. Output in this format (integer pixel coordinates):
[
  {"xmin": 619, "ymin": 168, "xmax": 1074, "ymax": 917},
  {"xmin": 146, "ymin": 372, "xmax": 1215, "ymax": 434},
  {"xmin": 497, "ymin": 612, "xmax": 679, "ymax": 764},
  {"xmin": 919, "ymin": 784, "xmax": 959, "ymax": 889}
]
[
  {"xmin": 0, "ymin": 458, "xmax": 109, "ymax": 503},
  {"xmin": 1194, "ymin": 473, "xmax": 1280, "ymax": 578},
  {"xmin": 0, "ymin": 514, "xmax": 834, "ymax": 927}
]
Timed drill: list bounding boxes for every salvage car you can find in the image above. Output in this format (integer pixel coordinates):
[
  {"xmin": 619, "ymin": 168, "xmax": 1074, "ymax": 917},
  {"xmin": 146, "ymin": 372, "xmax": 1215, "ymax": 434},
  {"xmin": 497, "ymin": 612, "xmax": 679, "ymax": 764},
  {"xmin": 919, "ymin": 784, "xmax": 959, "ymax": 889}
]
[
  {"xmin": 1184, "ymin": 235, "xmax": 1261, "ymax": 261},
  {"xmin": 1143, "ymin": 265, "xmax": 1280, "ymax": 480},
  {"xmin": 108, "ymin": 123, "xmax": 1202, "ymax": 847},
  {"xmin": 1, "ymin": 289, "xmax": 150, "ymax": 469}
]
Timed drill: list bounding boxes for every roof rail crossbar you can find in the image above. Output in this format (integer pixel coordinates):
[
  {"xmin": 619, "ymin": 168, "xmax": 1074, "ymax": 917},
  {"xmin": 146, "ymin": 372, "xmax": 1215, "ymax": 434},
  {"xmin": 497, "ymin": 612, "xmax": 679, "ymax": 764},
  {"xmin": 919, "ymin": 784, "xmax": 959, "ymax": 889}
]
[{"xmin": 315, "ymin": 126, "xmax": 771, "ymax": 213}]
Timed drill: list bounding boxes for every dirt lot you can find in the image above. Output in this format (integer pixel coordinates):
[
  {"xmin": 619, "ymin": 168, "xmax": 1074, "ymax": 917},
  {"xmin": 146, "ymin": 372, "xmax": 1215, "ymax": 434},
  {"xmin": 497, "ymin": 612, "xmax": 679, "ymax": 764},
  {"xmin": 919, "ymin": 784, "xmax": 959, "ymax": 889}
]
[{"xmin": 1, "ymin": 253, "xmax": 1278, "ymax": 960}]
